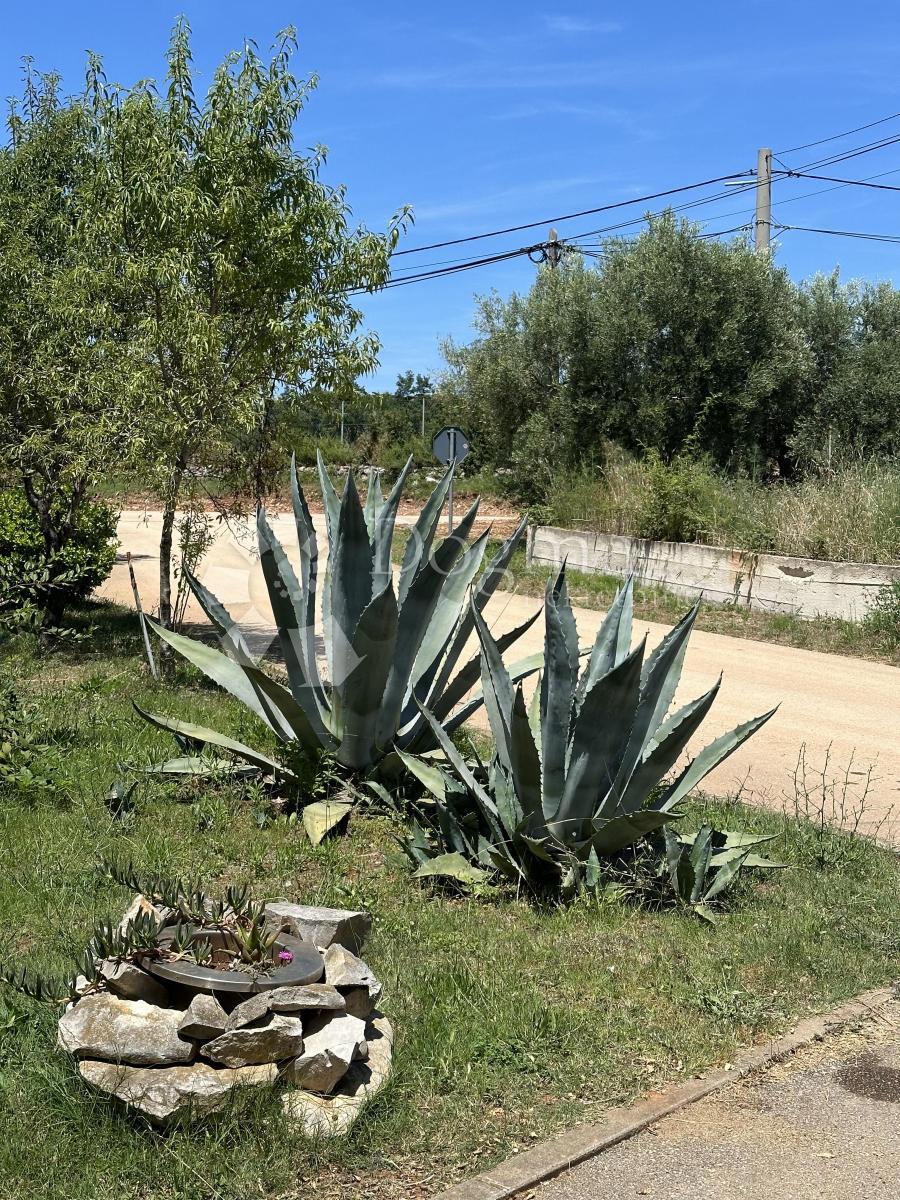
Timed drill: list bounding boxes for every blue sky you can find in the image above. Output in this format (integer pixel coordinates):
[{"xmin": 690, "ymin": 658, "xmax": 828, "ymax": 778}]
[{"xmin": 3, "ymin": 2, "xmax": 900, "ymax": 388}]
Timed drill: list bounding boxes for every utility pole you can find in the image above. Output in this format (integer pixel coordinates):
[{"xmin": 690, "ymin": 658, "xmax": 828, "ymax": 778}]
[
  {"xmin": 340, "ymin": 398, "xmax": 345, "ymax": 443},
  {"xmin": 547, "ymin": 227, "xmax": 560, "ymax": 269},
  {"xmin": 755, "ymin": 148, "xmax": 772, "ymax": 253}
]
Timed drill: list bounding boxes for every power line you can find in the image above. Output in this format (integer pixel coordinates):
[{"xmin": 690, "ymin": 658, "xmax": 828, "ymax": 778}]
[
  {"xmin": 776, "ymin": 223, "xmax": 900, "ymax": 245},
  {"xmin": 777, "ymin": 170, "xmax": 900, "ymax": 193},
  {"xmin": 775, "ymin": 111, "xmax": 900, "ymax": 156},
  {"xmin": 390, "ymin": 171, "xmax": 754, "ymax": 257}
]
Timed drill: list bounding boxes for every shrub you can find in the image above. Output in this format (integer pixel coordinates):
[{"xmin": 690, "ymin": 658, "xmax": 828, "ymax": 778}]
[{"xmin": 0, "ymin": 489, "xmax": 118, "ymax": 623}]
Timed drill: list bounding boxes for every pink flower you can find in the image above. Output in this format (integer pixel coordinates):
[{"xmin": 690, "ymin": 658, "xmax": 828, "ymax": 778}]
[{"xmin": 278, "ymin": 950, "xmax": 294, "ymax": 964}]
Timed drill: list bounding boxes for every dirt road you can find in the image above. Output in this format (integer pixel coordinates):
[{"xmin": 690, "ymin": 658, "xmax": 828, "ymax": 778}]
[{"xmin": 102, "ymin": 511, "xmax": 900, "ymax": 837}]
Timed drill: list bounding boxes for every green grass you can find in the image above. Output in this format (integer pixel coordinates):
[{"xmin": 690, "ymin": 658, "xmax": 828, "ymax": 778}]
[{"xmin": 1, "ymin": 605, "xmax": 899, "ymax": 1199}]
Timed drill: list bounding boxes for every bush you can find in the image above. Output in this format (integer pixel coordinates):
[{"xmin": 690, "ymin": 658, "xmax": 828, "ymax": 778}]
[
  {"xmin": 0, "ymin": 490, "xmax": 118, "ymax": 622},
  {"xmin": 864, "ymin": 579, "xmax": 900, "ymax": 650}
]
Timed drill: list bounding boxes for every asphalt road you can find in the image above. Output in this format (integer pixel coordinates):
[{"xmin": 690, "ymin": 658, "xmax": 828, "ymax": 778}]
[
  {"xmin": 102, "ymin": 510, "xmax": 900, "ymax": 838},
  {"xmin": 534, "ymin": 1005, "xmax": 900, "ymax": 1200}
]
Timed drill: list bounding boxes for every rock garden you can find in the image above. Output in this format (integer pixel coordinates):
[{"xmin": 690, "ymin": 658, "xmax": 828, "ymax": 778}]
[{"xmin": 52, "ymin": 882, "xmax": 390, "ymax": 1134}]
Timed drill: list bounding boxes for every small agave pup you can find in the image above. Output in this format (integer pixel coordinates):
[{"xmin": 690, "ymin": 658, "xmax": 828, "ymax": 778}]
[
  {"xmin": 403, "ymin": 568, "xmax": 778, "ymax": 889},
  {"xmin": 136, "ymin": 453, "xmax": 540, "ymax": 782}
]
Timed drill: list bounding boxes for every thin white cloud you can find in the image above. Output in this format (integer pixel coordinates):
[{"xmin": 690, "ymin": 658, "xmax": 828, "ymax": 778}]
[
  {"xmin": 412, "ymin": 175, "xmax": 637, "ymax": 223},
  {"xmin": 545, "ymin": 15, "xmax": 623, "ymax": 35}
]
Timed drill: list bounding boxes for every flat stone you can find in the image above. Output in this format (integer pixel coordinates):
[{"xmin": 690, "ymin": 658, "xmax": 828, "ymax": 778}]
[
  {"xmin": 100, "ymin": 960, "xmax": 170, "ymax": 1007},
  {"xmin": 79, "ymin": 1059, "xmax": 277, "ymax": 1125},
  {"xmin": 323, "ymin": 945, "xmax": 382, "ymax": 1006},
  {"xmin": 281, "ymin": 1012, "xmax": 367, "ymax": 1095},
  {"xmin": 178, "ymin": 994, "xmax": 229, "ymax": 1041},
  {"xmin": 225, "ymin": 991, "xmax": 271, "ymax": 1031},
  {"xmin": 281, "ymin": 1012, "xmax": 393, "ymax": 1135},
  {"xmin": 57, "ymin": 994, "xmax": 194, "ymax": 1066},
  {"xmin": 265, "ymin": 902, "xmax": 371, "ymax": 954},
  {"xmin": 202, "ymin": 1013, "xmax": 304, "ymax": 1067},
  {"xmin": 269, "ymin": 985, "xmax": 345, "ymax": 1013}
]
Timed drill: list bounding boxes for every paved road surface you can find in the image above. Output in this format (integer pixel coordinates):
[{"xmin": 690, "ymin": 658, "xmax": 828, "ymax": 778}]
[
  {"xmin": 102, "ymin": 511, "xmax": 900, "ymax": 837},
  {"xmin": 534, "ymin": 1005, "xmax": 900, "ymax": 1199}
]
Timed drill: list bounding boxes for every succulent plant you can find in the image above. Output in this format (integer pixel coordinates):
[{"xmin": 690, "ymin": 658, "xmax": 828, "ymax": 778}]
[
  {"xmin": 136, "ymin": 453, "xmax": 539, "ymax": 782},
  {"xmin": 662, "ymin": 825, "xmax": 786, "ymax": 921},
  {"xmin": 403, "ymin": 569, "xmax": 778, "ymax": 890}
]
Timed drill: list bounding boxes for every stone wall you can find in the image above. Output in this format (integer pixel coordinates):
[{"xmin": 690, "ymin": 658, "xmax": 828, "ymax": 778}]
[{"xmin": 526, "ymin": 526, "xmax": 900, "ymax": 621}]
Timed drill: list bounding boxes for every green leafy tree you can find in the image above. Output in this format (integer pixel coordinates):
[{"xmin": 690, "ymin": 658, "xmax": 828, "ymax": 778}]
[
  {"xmin": 442, "ymin": 216, "xmax": 812, "ymax": 493},
  {"xmin": 84, "ymin": 21, "xmax": 407, "ymax": 626},
  {"xmin": 795, "ymin": 273, "xmax": 900, "ymax": 465},
  {"xmin": 0, "ymin": 65, "xmax": 139, "ymax": 627}
]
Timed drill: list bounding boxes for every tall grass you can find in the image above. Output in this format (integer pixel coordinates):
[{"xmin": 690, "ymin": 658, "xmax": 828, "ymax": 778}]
[{"xmin": 544, "ymin": 452, "xmax": 900, "ymax": 563}]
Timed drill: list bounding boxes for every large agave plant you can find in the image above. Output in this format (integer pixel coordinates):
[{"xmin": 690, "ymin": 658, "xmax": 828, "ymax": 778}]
[
  {"xmin": 403, "ymin": 567, "xmax": 777, "ymax": 886},
  {"xmin": 137, "ymin": 453, "xmax": 540, "ymax": 782}
]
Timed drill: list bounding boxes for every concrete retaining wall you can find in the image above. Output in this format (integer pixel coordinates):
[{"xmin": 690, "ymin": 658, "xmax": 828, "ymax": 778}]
[{"xmin": 526, "ymin": 526, "xmax": 900, "ymax": 621}]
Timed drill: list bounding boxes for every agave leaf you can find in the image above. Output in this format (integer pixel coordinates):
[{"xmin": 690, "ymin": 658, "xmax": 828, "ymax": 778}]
[
  {"xmin": 336, "ymin": 583, "xmax": 398, "ymax": 769},
  {"xmin": 574, "ymin": 576, "xmax": 634, "ymax": 713},
  {"xmin": 424, "ymin": 517, "xmax": 529, "ymax": 705},
  {"xmin": 395, "ymin": 749, "xmax": 456, "ymax": 801},
  {"xmin": 372, "ymin": 455, "xmax": 415, "ymax": 595},
  {"xmin": 508, "ymin": 685, "xmax": 543, "ymax": 825},
  {"xmin": 256, "ymin": 507, "xmax": 329, "ymax": 738},
  {"xmin": 133, "ymin": 704, "xmax": 288, "ymax": 778},
  {"xmin": 415, "ymin": 702, "xmax": 499, "ymax": 819},
  {"xmin": 183, "ymin": 568, "xmax": 254, "ymax": 660},
  {"xmin": 422, "ymin": 606, "xmax": 542, "ymax": 726},
  {"xmin": 551, "ymin": 640, "xmax": 645, "ymax": 841},
  {"xmin": 439, "ymin": 649, "xmax": 545, "ymax": 740},
  {"xmin": 331, "ymin": 473, "xmax": 375, "ymax": 720},
  {"xmin": 616, "ymin": 679, "xmax": 722, "ymax": 815},
  {"xmin": 469, "ymin": 597, "xmax": 515, "ymax": 771},
  {"xmin": 677, "ymin": 829, "xmax": 780, "ymax": 851},
  {"xmin": 411, "ymin": 529, "xmax": 490, "ymax": 689},
  {"xmin": 541, "ymin": 568, "xmax": 579, "ymax": 816},
  {"xmin": 139, "ymin": 755, "xmax": 256, "ymax": 778},
  {"xmin": 146, "ymin": 618, "xmax": 294, "ymax": 741},
  {"xmin": 702, "ymin": 849, "xmax": 750, "ymax": 902},
  {"xmin": 303, "ymin": 800, "xmax": 353, "ymax": 846},
  {"xmin": 290, "ymin": 459, "xmax": 331, "ymax": 728},
  {"xmin": 689, "ymin": 825, "xmax": 714, "ymax": 905},
  {"xmin": 363, "ymin": 469, "xmax": 384, "ymax": 539},
  {"xmin": 611, "ymin": 604, "xmax": 700, "ymax": 802},
  {"xmin": 413, "ymin": 852, "xmax": 488, "ymax": 886},
  {"xmin": 655, "ymin": 706, "xmax": 779, "ymax": 812},
  {"xmin": 376, "ymin": 499, "xmax": 480, "ymax": 748},
  {"xmin": 590, "ymin": 807, "xmax": 680, "ymax": 854},
  {"xmin": 148, "ymin": 619, "xmax": 324, "ymax": 751},
  {"xmin": 316, "ymin": 449, "xmax": 340, "ymax": 544},
  {"xmin": 397, "ymin": 465, "xmax": 454, "ymax": 604}
]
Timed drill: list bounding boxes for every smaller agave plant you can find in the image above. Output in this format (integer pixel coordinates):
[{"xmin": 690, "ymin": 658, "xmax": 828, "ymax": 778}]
[
  {"xmin": 662, "ymin": 825, "xmax": 786, "ymax": 922},
  {"xmin": 402, "ymin": 568, "xmax": 778, "ymax": 890},
  {"xmin": 134, "ymin": 453, "xmax": 541, "ymax": 784}
]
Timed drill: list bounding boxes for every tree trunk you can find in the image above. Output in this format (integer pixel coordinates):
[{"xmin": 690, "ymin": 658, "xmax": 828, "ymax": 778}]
[{"xmin": 158, "ymin": 450, "xmax": 188, "ymax": 635}]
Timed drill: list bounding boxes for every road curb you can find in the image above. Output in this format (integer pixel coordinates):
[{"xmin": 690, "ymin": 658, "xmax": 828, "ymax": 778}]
[{"xmin": 433, "ymin": 986, "xmax": 896, "ymax": 1200}]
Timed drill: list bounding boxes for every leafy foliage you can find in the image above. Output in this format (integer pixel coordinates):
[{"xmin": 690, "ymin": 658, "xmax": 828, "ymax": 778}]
[
  {"xmin": 404, "ymin": 570, "xmax": 777, "ymax": 892},
  {"xmin": 0, "ymin": 490, "xmax": 116, "ymax": 629},
  {"xmin": 137, "ymin": 453, "xmax": 536, "ymax": 781}
]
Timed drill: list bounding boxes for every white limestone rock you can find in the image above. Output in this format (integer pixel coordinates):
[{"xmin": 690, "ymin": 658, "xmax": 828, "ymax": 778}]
[
  {"xmin": 202, "ymin": 1013, "xmax": 304, "ymax": 1068},
  {"xmin": 323, "ymin": 944, "xmax": 382, "ymax": 1012},
  {"xmin": 268, "ymin": 984, "xmax": 345, "ymax": 1013},
  {"xmin": 79, "ymin": 1059, "xmax": 277, "ymax": 1125},
  {"xmin": 264, "ymin": 903, "xmax": 371, "ymax": 954},
  {"xmin": 281, "ymin": 1012, "xmax": 367, "ymax": 1095},
  {"xmin": 281, "ymin": 1012, "xmax": 393, "ymax": 1136},
  {"xmin": 57, "ymin": 994, "xmax": 194, "ymax": 1066},
  {"xmin": 178, "ymin": 994, "xmax": 229, "ymax": 1041}
]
